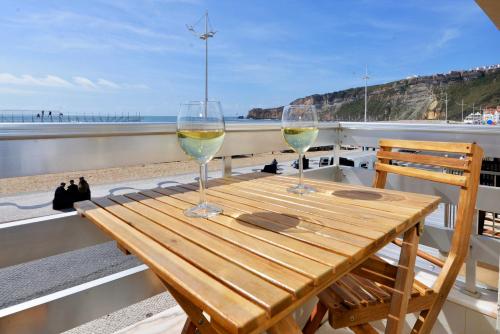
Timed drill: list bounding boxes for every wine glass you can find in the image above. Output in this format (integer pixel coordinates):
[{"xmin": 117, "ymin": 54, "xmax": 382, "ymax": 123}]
[
  {"xmin": 177, "ymin": 101, "xmax": 225, "ymax": 217},
  {"xmin": 281, "ymin": 105, "xmax": 319, "ymax": 194}
]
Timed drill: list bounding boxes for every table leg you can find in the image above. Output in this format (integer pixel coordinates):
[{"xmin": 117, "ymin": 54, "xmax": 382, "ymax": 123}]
[
  {"xmin": 302, "ymin": 302, "xmax": 327, "ymax": 334},
  {"xmin": 268, "ymin": 314, "xmax": 302, "ymax": 334},
  {"xmin": 182, "ymin": 319, "xmax": 197, "ymax": 334},
  {"xmin": 158, "ymin": 278, "xmax": 221, "ymax": 334},
  {"xmin": 385, "ymin": 225, "xmax": 420, "ymax": 334}
]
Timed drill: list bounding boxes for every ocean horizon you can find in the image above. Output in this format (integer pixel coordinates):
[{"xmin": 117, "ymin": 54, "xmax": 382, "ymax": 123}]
[{"xmin": 0, "ymin": 114, "xmax": 282, "ymax": 124}]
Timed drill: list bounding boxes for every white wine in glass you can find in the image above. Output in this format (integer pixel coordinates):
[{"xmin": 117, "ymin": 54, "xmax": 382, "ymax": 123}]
[
  {"xmin": 177, "ymin": 101, "xmax": 225, "ymax": 217},
  {"xmin": 281, "ymin": 105, "xmax": 319, "ymax": 194}
]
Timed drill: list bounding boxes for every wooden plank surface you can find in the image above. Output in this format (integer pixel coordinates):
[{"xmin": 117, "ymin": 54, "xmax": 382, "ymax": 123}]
[
  {"xmin": 228, "ymin": 174, "xmax": 435, "ymax": 219},
  {"xmin": 122, "ymin": 191, "xmax": 317, "ymax": 296},
  {"xmin": 375, "ymin": 162, "xmax": 467, "ymax": 187},
  {"xmin": 376, "ymin": 151, "xmax": 471, "ymax": 171},
  {"xmin": 148, "ymin": 187, "xmax": 348, "ymax": 271},
  {"xmin": 140, "ymin": 188, "xmax": 340, "ymax": 279},
  {"xmin": 378, "ymin": 139, "xmax": 473, "ymax": 154},
  {"xmin": 99, "ymin": 195, "xmax": 292, "ymax": 316},
  {"xmin": 74, "ymin": 200, "xmax": 266, "ymax": 334},
  {"xmin": 76, "ymin": 173, "xmax": 440, "ymax": 334}
]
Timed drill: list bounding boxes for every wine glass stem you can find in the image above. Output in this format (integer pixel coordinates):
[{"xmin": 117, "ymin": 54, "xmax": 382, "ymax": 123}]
[
  {"xmin": 199, "ymin": 163, "xmax": 207, "ymax": 205},
  {"xmin": 298, "ymin": 153, "xmax": 304, "ymax": 187}
]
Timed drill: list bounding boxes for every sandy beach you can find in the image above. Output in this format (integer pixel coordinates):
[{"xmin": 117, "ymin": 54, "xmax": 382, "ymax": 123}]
[{"xmin": 0, "ymin": 150, "xmax": 329, "ymax": 196}]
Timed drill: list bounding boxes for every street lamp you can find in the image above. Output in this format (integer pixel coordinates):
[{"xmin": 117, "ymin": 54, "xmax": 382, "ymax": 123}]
[
  {"xmin": 363, "ymin": 65, "xmax": 369, "ymax": 122},
  {"xmin": 187, "ymin": 11, "xmax": 217, "ymax": 115}
]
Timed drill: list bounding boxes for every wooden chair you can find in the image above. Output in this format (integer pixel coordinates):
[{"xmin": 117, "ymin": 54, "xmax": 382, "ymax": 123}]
[{"xmin": 303, "ymin": 139, "xmax": 483, "ymax": 334}]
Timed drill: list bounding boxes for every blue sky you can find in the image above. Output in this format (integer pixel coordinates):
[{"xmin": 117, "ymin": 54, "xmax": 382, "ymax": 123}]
[{"xmin": 0, "ymin": 0, "xmax": 498, "ymax": 116}]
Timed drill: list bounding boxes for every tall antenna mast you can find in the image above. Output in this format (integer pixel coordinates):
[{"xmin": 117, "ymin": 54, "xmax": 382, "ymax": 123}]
[
  {"xmin": 445, "ymin": 92, "xmax": 448, "ymax": 122},
  {"xmin": 363, "ymin": 65, "xmax": 370, "ymax": 122},
  {"xmin": 187, "ymin": 11, "xmax": 217, "ymax": 115}
]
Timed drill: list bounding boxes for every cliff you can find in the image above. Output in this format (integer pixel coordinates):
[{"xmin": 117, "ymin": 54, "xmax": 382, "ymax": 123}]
[{"xmin": 247, "ymin": 65, "xmax": 500, "ymax": 121}]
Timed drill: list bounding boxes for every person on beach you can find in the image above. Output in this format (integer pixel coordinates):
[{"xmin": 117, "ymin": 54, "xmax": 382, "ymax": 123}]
[
  {"xmin": 53, "ymin": 182, "xmax": 67, "ymax": 210},
  {"xmin": 78, "ymin": 177, "xmax": 91, "ymax": 201},
  {"xmin": 67, "ymin": 179, "xmax": 79, "ymax": 204}
]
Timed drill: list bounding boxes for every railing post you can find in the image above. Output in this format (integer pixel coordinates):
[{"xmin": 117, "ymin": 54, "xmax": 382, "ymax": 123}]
[
  {"xmin": 444, "ymin": 203, "xmax": 450, "ymax": 228},
  {"xmin": 462, "ymin": 211, "xmax": 480, "ymax": 297},
  {"xmin": 332, "ymin": 125, "xmax": 342, "ymax": 182},
  {"xmin": 222, "ymin": 156, "xmax": 232, "ymax": 177},
  {"xmin": 497, "ymin": 255, "xmax": 500, "ymax": 333}
]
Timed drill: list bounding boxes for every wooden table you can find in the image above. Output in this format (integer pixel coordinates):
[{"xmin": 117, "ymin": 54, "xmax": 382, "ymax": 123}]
[{"xmin": 75, "ymin": 173, "xmax": 440, "ymax": 334}]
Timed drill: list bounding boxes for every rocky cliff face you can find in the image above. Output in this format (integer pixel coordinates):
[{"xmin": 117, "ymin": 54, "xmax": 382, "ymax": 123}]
[
  {"xmin": 247, "ymin": 106, "xmax": 283, "ymax": 119},
  {"xmin": 247, "ymin": 66, "xmax": 500, "ymax": 121}
]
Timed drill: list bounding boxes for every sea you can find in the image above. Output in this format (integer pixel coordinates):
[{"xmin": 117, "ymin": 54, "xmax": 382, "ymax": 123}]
[{"xmin": 0, "ymin": 114, "xmax": 279, "ymax": 124}]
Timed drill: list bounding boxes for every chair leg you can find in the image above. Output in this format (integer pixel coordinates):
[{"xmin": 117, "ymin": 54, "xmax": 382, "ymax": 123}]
[
  {"xmin": 303, "ymin": 302, "xmax": 328, "ymax": 334},
  {"xmin": 385, "ymin": 225, "xmax": 420, "ymax": 334},
  {"xmin": 350, "ymin": 323, "xmax": 378, "ymax": 334}
]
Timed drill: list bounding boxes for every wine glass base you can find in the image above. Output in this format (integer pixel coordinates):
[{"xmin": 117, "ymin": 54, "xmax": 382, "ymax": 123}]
[
  {"xmin": 184, "ymin": 202, "xmax": 223, "ymax": 218},
  {"xmin": 287, "ymin": 184, "xmax": 316, "ymax": 195}
]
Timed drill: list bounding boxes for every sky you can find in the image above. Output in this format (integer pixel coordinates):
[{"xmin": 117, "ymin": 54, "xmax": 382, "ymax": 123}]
[{"xmin": 0, "ymin": 0, "xmax": 498, "ymax": 116}]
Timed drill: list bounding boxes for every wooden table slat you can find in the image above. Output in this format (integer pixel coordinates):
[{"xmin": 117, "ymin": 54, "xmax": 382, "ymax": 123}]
[
  {"xmin": 93, "ymin": 197, "xmax": 288, "ymax": 315},
  {"xmin": 164, "ymin": 186, "xmax": 362, "ymax": 257},
  {"xmin": 217, "ymin": 177, "xmax": 414, "ymax": 229},
  {"xmin": 233, "ymin": 174, "xmax": 438, "ymax": 218},
  {"xmin": 200, "ymin": 182, "xmax": 386, "ymax": 241},
  {"xmin": 75, "ymin": 200, "xmax": 267, "ymax": 334},
  {"xmin": 99, "ymin": 195, "xmax": 293, "ymax": 316},
  {"xmin": 136, "ymin": 190, "xmax": 335, "ymax": 283},
  {"xmin": 179, "ymin": 183, "xmax": 374, "ymax": 248},
  {"xmin": 120, "ymin": 192, "xmax": 316, "ymax": 297},
  {"xmin": 76, "ymin": 173, "xmax": 441, "ymax": 334},
  {"xmin": 208, "ymin": 178, "xmax": 398, "ymax": 234},
  {"xmin": 147, "ymin": 188, "xmax": 349, "ymax": 270},
  {"xmin": 273, "ymin": 174, "xmax": 441, "ymax": 208}
]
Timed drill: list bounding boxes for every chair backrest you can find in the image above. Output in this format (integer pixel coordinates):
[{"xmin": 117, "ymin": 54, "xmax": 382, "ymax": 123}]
[{"xmin": 372, "ymin": 139, "xmax": 483, "ymax": 293}]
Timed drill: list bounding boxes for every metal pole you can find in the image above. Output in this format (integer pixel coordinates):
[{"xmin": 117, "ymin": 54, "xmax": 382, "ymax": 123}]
[
  {"xmin": 497, "ymin": 256, "xmax": 500, "ymax": 333},
  {"xmin": 205, "ymin": 11, "xmax": 208, "ymax": 114},
  {"xmin": 461, "ymin": 99, "xmax": 464, "ymax": 122},
  {"xmin": 222, "ymin": 156, "xmax": 232, "ymax": 177},
  {"xmin": 445, "ymin": 93, "xmax": 448, "ymax": 122},
  {"xmin": 204, "ymin": 11, "xmax": 209, "ymax": 180},
  {"xmin": 363, "ymin": 65, "xmax": 368, "ymax": 122}
]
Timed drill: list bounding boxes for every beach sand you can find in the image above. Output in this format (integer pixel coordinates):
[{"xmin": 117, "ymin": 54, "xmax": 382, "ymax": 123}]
[{"xmin": 0, "ymin": 150, "xmax": 329, "ymax": 196}]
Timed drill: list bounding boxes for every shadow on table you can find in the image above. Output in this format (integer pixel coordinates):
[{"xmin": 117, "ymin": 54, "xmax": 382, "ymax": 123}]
[
  {"xmin": 235, "ymin": 212, "xmax": 303, "ymax": 231},
  {"xmin": 331, "ymin": 190, "xmax": 406, "ymax": 202}
]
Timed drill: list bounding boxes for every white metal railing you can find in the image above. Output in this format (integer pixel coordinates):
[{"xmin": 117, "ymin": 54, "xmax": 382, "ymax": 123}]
[{"xmin": 1, "ymin": 121, "xmax": 499, "ymax": 333}]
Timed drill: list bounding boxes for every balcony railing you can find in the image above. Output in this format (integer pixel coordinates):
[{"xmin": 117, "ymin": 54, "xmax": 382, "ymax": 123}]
[{"xmin": 1, "ymin": 121, "xmax": 499, "ymax": 333}]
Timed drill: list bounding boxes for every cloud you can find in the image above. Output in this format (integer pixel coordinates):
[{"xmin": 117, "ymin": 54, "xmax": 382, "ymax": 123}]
[
  {"xmin": 0, "ymin": 73, "xmax": 72, "ymax": 87},
  {"xmin": 0, "ymin": 72, "xmax": 147, "ymax": 91},
  {"xmin": 10, "ymin": 10, "xmax": 180, "ymax": 41},
  {"xmin": 97, "ymin": 78, "xmax": 120, "ymax": 89},
  {"xmin": 6, "ymin": 10, "xmax": 186, "ymax": 54},
  {"xmin": 424, "ymin": 28, "xmax": 460, "ymax": 54},
  {"xmin": 73, "ymin": 76, "xmax": 99, "ymax": 89},
  {"xmin": 434, "ymin": 28, "xmax": 460, "ymax": 49}
]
